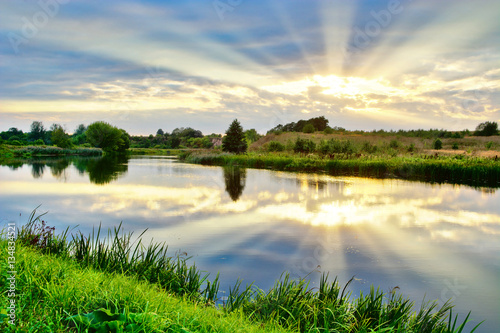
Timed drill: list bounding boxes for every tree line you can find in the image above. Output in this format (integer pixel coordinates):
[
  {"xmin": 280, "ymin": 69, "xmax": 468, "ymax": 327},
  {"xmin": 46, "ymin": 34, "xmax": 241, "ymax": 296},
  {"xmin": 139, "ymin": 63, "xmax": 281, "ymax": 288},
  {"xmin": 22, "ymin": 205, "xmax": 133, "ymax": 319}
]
[
  {"xmin": 1, "ymin": 118, "xmax": 497, "ymax": 154},
  {"xmin": 0, "ymin": 121, "xmax": 129, "ymax": 153}
]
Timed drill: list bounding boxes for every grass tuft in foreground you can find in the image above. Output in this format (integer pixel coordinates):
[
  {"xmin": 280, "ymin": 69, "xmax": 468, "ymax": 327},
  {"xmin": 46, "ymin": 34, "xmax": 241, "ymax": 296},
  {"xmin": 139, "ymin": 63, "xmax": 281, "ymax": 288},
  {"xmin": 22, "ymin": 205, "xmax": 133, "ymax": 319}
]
[{"xmin": 0, "ymin": 208, "xmax": 483, "ymax": 332}]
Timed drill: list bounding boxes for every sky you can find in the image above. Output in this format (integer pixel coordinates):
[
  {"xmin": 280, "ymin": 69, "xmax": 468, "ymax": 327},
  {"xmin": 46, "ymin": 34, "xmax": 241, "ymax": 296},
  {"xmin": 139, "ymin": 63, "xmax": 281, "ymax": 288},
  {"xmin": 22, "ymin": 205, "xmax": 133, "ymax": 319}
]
[{"xmin": 1, "ymin": 0, "xmax": 499, "ymax": 135}]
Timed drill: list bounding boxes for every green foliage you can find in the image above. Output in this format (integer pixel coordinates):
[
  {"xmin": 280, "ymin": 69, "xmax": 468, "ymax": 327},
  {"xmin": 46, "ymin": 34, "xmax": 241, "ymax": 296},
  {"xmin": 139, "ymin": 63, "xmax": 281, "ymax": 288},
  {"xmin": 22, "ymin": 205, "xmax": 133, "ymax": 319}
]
[
  {"xmin": 86, "ymin": 121, "xmax": 130, "ymax": 153},
  {"xmin": 323, "ymin": 126, "xmax": 334, "ymax": 134},
  {"xmin": 222, "ymin": 119, "xmax": 247, "ymax": 154},
  {"xmin": 389, "ymin": 139, "xmax": 400, "ymax": 149},
  {"xmin": 362, "ymin": 141, "xmax": 378, "ymax": 154},
  {"xmin": 244, "ymin": 129, "xmax": 262, "ymax": 144},
  {"xmin": 29, "ymin": 121, "xmax": 46, "ymax": 141},
  {"xmin": 407, "ymin": 143, "xmax": 416, "ymax": 152},
  {"xmin": 452, "ymin": 143, "xmax": 459, "ymax": 150},
  {"xmin": 318, "ymin": 139, "xmax": 356, "ymax": 155},
  {"xmin": 34, "ymin": 139, "xmax": 45, "ymax": 145},
  {"xmin": 474, "ymin": 121, "xmax": 498, "ymax": 136},
  {"xmin": 268, "ymin": 116, "xmax": 329, "ymax": 134},
  {"xmin": 293, "ymin": 137, "xmax": 316, "ymax": 154},
  {"xmin": 302, "ymin": 123, "xmax": 315, "ymax": 133},
  {"xmin": 51, "ymin": 124, "xmax": 72, "ymax": 148},
  {"xmin": 9, "ymin": 140, "xmax": 22, "ymax": 146},
  {"xmin": 433, "ymin": 139, "xmax": 443, "ymax": 150},
  {"xmin": 0, "ymin": 239, "xmax": 288, "ymax": 333},
  {"xmin": 182, "ymin": 152, "xmax": 500, "ymax": 187},
  {"xmin": 267, "ymin": 141, "xmax": 285, "ymax": 152},
  {"xmin": 67, "ymin": 308, "xmax": 157, "ymax": 332},
  {"xmin": 485, "ymin": 141, "xmax": 494, "ymax": 150}
]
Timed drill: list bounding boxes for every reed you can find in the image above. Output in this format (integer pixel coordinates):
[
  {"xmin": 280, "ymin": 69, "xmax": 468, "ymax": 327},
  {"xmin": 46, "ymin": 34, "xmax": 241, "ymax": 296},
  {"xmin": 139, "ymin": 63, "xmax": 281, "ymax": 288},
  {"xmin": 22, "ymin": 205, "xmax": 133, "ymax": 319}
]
[
  {"xmin": 181, "ymin": 151, "xmax": 500, "ymax": 187},
  {"xmin": 13, "ymin": 146, "xmax": 103, "ymax": 157}
]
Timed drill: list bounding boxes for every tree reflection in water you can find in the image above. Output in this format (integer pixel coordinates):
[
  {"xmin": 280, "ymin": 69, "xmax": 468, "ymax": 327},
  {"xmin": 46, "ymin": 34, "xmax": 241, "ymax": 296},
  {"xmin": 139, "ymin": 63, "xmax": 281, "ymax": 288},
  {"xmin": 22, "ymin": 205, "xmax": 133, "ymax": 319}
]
[
  {"xmin": 6, "ymin": 155, "xmax": 130, "ymax": 185},
  {"xmin": 86, "ymin": 155, "xmax": 129, "ymax": 185},
  {"xmin": 223, "ymin": 166, "xmax": 246, "ymax": 201}
]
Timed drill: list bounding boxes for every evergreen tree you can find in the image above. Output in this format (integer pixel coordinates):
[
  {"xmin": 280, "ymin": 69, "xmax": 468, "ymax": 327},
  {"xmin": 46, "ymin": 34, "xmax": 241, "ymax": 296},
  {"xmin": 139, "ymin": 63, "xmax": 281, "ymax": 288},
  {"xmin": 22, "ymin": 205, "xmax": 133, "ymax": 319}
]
[{"xmin": 222, "ymin": 119, "xmax": 247, "ymax": 153}]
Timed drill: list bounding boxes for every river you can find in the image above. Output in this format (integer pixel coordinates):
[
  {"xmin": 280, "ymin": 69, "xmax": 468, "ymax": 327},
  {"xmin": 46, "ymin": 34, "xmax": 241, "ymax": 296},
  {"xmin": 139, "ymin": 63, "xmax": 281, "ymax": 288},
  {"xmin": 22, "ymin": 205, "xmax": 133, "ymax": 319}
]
[{"xmin": 1, "ymin": 155, "xmax": 498, "ymax": 332}]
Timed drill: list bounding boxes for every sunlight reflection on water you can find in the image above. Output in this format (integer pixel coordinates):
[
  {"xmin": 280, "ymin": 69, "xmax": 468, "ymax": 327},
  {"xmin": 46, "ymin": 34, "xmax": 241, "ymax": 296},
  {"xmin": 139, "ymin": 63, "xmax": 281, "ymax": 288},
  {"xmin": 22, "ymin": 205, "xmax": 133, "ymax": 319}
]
[{"xmin": 1, "ymin": 156, "xmax": 498, "ymax": 332}]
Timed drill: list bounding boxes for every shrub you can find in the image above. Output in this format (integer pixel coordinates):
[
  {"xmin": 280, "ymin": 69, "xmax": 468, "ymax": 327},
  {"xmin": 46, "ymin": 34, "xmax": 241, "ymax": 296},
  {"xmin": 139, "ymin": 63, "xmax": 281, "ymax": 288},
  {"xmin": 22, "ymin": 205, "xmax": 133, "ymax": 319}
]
[
  {"xmin": 34, "ymin": 139, "xmax": 45, "ymax": 145},
  {"xmin": 452, "ymin": 143, "xmax": 459, "ymax": 150},
  {"xmin": 303, "ymin": 124, "xmax": 315, "ymax": 133},
  {"xmin": 10, "ymin": 140, "xmax": 22, "ymax": 146},
  {"xmin": 267, "ymin": 141, "xmax": 285, "ymax": 152},
  {"xmin": 389, "ymin": 139, "xmax": 400, "ymax": 149},
  {"xmin": 323, "ymin": 127, "xmax": 334, "ymax": 134},
  {"xmin": 433, "ymin": 139, "xmax": 443, "ymax": 150},
  {"xmin": 485, "ymin": 141, "xmax": 494, "ymax": 150},
  {"xmin": 294, "ymin": 137, "xmax": 316, "ymax": 154},
  {"xmin": 407, "ymin": 143, "xmax": 416, "ymax": 152},
  {"xmin": 362, "ymin": 142, "xmax": 378, "ymax": 154}
]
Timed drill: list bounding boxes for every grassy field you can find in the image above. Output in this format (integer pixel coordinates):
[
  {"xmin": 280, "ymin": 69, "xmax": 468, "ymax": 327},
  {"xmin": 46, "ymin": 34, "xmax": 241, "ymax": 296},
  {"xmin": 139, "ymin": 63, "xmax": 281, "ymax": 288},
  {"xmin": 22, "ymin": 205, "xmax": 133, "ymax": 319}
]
[
  {"xmin": 0, "ymin": 209, "xmax": 482, "ymax": 332},
  {"xmin": 250, "ymin": 132, "xmax": 500, "ymax": 157}
]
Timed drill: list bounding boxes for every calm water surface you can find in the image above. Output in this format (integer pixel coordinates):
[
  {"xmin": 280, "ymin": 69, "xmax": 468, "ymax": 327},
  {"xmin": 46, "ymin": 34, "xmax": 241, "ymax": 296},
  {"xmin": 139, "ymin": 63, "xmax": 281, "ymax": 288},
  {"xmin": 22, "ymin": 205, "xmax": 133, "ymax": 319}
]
[{"xmin": 1, "ymin": 156, "xmax": 499, "ymax": 332}]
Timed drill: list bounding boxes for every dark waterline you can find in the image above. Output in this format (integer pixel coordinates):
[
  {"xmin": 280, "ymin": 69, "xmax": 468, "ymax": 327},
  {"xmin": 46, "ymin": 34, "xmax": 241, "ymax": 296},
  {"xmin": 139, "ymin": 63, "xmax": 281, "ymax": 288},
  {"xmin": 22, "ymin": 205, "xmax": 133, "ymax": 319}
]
[{"xmin": 1, "ymin": 156, "xmax": 499, "ymax": 332}]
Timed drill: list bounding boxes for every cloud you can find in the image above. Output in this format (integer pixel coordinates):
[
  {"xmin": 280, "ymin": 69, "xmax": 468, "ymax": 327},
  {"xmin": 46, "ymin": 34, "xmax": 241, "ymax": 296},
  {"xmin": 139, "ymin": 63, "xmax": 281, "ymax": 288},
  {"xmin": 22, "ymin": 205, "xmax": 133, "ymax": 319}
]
[{"xmin": 0, "ymin": 0, "xmax": 498, "ymax": 134}]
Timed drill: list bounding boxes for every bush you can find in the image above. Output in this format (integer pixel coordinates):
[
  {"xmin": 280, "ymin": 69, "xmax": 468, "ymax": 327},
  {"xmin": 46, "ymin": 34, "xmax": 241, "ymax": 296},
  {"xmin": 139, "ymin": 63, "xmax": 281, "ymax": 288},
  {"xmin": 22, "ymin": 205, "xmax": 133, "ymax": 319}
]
[
  {"xmin": 323, "ymin": 127, "xmax": 334, "ymax": 134},
  {"xmin": 302, "ymin": 124, "xmax": 315, "ymax": 133},
  {"xmin": 34, "ymin": 139, "xmax": 45, "ymax": 145},
  {"xmin": 485, "ymin": 141, "xmax": 494, "ymax": 150},
  {"xmin": 407, "ymin": 143, "xmax": 416, "ymax": 152},
  {"xmin": 452, "ymin": 143, "xmax": 459, "ymax": 150},
  {"xmin": 10, "ymin": 140, "xmax": 22, "ymax": 146},
  {"xmin": 267, "ymin": 141, "xmax": 285, "ymax": 152},
  {"xmin": 362, "ymin": 142, "xmax": 378, "ymax": 154},
  {"xmin": 294, "ymin": 138, "xmax": 316, "ymax": 154},
  {"xmin": 389, "ymin": 139, "xmax": 400, "ymax": 149},
  {"xmin": 433, "ymin": 139, "xmax": 443, "ymax": 150}
]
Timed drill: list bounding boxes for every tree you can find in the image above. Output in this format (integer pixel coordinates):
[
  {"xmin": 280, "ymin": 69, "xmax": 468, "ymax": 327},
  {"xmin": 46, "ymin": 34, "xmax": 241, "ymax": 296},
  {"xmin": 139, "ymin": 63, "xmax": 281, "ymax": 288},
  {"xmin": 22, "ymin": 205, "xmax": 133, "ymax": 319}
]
[
  {"xmin": 86, "ymin": 121, "xmax": 130, "ymax": 153},
  {"xmin": 156, "ymin": 128, "xmax": 164, "ymax": 136},
  {"xmin": 222, "ymin": 119, "xmax": 247, "ymax": 153},
  {"xmin": 74, "ymin": 124, "xmax": 87, "ymax": 136},
  {"xmin": 72, "ymin": 124, "xmax": 87, "ymax": 145},
  {"xmin": 244, "ymin": 129, "xmax": 261, "ymax": 143},
  {"xmin": 474, "ymin": 121, "xmax": 498, "ymax": 136},
  {"xmin": 433, "ymin": 138, "xmax": 442, "ymax": 150},
  {"xmin": 50, "ymin": 124, "xmax": 72, "ymax": 148},
  {"xmin": 29, "ymin": 121, "xmax": 46, "ymax": 141},
  {"xmin": 303, "ymin": 123, "xmax": 315, "ymax": 133}
]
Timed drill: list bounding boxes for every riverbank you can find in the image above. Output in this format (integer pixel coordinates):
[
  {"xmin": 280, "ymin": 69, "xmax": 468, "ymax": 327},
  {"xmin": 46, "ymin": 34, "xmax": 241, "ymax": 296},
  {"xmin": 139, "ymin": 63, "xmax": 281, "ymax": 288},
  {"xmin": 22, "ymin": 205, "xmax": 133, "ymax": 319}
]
[
  {"xmin": 0, "ymin": 210, "xmax": 481, "ymax": 332},
  {"xmin": 0, "ymin": 145, "xmax": 102, "ymax": 159},
  {"xmin": 180, "ymin": 150, "xmax": 500, "ymax": 188},
  {"xmin": 128, "ymin": 147, "xmax": 186, "ymax": 156},
  {"xmin": 0, "ymin": 240, "xmax": 291, "ymax": 333}
]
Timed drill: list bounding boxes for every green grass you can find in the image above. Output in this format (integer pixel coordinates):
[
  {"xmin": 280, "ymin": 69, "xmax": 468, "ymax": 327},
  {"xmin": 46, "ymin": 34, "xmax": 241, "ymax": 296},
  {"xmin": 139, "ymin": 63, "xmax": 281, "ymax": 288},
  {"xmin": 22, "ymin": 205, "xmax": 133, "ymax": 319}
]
[
  {"xmin": 1, "ymin": 145, "xmax": 103, "ymax": 157},
  {"xmin": 0, "ymin": 240, "xmax": 291, "ymax": 333},
  {"xmin": 180, "ymin": 151, "xmax": 500, "ymax": 188},
  {"xmin": 0, "ymin": 208, "xmax": 483, "ymax": 332}
]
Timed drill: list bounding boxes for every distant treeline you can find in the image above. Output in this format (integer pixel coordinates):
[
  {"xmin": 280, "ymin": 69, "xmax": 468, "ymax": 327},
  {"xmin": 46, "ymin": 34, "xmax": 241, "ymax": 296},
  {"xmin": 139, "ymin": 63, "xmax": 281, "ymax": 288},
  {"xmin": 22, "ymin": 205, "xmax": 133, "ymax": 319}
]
[{"xmin": 267, "ymin": 116, "xmax": 499, "ymax": 138}]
